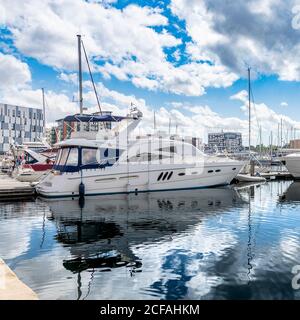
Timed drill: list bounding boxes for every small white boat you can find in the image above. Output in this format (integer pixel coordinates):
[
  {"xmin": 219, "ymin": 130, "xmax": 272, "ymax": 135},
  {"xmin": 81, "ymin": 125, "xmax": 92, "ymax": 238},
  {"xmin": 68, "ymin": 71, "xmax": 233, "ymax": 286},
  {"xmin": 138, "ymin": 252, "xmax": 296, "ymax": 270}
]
[{"xmin": 235, "ymin": 174, "xmax": 266, "ymax": 183}]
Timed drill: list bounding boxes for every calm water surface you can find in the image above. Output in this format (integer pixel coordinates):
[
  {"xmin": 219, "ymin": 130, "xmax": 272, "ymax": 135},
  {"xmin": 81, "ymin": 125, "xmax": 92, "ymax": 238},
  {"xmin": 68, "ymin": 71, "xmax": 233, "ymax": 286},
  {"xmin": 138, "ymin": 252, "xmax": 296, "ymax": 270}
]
[{"xmin": 1, "ymin": 180, "xmax": 300, "ymax": 300}]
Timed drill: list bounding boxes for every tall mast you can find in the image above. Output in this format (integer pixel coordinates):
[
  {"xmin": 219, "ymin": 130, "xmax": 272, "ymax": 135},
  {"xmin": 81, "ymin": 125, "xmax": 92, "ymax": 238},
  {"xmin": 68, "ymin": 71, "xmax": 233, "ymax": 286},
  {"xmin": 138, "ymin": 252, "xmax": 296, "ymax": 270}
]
[
  {"xmin": 280, "ymin": 118, "xmax": 283, "ymax": 152},
  {"xmin": 259, "ymin": 125, "xmax": 262, "ymax": 155},
  {"xmin": 248, "ymin": 67, "xmax": 251, "ymax": 156},
  {"xmin": 41, "ymin": 87, "xmax": 45, "ymax": 133},
  {"xmin": 77, "ymin": 34, "xmax": 83, "ymax": 115}
]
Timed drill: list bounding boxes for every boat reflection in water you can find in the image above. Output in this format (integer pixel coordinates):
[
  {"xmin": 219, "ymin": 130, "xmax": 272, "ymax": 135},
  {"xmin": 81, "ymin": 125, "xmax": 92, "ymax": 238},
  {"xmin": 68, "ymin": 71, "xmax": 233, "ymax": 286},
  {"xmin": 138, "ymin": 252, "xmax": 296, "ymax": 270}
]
[
  {"xmin": 44, "ymin": 188, "xmax": 243, "ymax": 277},
  {"xmin": 3, "ymin": 181, "xmax": 299, "ymax": 299},
  {"xmin": 279, "ymin": 182, "xmax": 300, "ymax": 203}
]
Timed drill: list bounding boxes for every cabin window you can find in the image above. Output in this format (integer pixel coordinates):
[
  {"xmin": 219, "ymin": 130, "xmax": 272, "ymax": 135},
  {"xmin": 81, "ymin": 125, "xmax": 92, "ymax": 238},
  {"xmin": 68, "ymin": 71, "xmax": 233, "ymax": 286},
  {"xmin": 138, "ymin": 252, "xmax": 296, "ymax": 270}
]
[
  {"xmin": 24, "ymin": 153, "xmax": 38, "ymax": 164},
  {"xmin": 66, "ymin": 148, "xmax": 78, "ymax": 166},
  {"xmin": 157, "ymin": 172, "xmax": 164, "ymax": 181},
  {"xmin": 162, "ymin": 172, "xmax": 169, "ymax": 181},
  {"xmin": 158, "ymin": 146, "xmax": 177, "ymax": 153},
  {"xmin": 167, "ymin": 171, "xmax": 173, "ymax": 180},
  {"xmin": 82, "ymin": 148, "xmax": 98, "ymax": 166},
  {"xmin": 58, "ymin": 148, "xmax": 69, "ymax": 166},
  {"xmin": 55, "ymin": 150, "xmax": 62, "ymax": 165},
  {"xmin": 128, "ymin": 152, "xmax": 172, "ymax": 163}
]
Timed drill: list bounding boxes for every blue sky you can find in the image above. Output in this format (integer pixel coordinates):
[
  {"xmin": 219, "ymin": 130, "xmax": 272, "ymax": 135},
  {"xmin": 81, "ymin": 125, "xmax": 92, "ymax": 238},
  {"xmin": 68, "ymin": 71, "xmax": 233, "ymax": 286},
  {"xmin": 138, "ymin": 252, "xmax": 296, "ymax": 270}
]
[{"xmin": 1, "ymin": 0, "xmax": 300, "ymax": 144}]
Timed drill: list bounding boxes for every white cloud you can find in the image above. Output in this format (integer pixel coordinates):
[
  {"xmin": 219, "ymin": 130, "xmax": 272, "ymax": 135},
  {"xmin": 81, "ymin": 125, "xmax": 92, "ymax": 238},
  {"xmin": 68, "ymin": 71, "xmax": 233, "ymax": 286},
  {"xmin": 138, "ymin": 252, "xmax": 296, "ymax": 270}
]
[
  {"xmin": 0, "ymin": 54, "xmax": 78, "ymax": 123},
  {"xmin": 280, "ymin": 101, "xmax": 288, "ymax": 107},
  {"xmin": 0, "ymin": 53, "xmax": 298, "ymax": 147},
  {"xmin": 230, "ymin": 90, "xmax": 248, "ymax": 103},
  {"xmin": 1, "ymin": 0, "xmax": 237, "ymax": 96},
  {"xmin": 0, "ymin": 53, "xmax": 31, "ymax": 89},
  {"xmin": 248, "ymin": 0, "xmax": 281, "ymax": 17},
  {"xmin": 170, "ymin": 0, "xmax": 300, "ymax": 81},
  {"xmin": 58, "ymin": 72, "xmax": 78, "ymax": 85},
  {"xmin": 172, "ymin": 48, "xmax": 181, "ymax": 62},
  {"xmin": 169, "ymin": 102, "xmax": 184, "ymax": 109},
  {"xmin": 230, "ymin": 90, "xmax": 300, "ymax": 145}
]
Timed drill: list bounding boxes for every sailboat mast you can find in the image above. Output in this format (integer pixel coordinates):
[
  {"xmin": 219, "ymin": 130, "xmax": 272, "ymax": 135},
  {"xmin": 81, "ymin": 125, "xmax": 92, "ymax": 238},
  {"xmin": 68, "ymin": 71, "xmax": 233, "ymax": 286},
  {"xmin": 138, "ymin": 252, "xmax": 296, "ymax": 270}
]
[
  {"xmin": 77, "ymin": 34, "xmax": 83, "ymax": 115},
  {"xmin": 41, "ymin": 87, "xmax": 46, "ymax": 133},
  {"xmin": 248, "ymin": 67, "xmax": 251, "ymax": 156}
]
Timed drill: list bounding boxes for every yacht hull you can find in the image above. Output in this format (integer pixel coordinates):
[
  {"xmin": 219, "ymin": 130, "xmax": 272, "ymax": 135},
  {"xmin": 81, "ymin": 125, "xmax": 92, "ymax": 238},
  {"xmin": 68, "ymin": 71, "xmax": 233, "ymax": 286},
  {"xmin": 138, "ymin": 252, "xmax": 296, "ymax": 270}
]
[
  {"xmin": 36, "ymin": 162, "xmax": 244, "ymax": 198},
  {"xmin": 283, "ymin": 154, "xmax": 300, "ymax": 179}
]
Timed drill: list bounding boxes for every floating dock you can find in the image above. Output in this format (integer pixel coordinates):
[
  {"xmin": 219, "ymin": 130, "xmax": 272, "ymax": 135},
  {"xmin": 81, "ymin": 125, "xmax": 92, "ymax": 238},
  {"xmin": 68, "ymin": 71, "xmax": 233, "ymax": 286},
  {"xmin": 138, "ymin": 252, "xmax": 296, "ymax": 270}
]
[
  {"xmin": 0, "ymin": 173, "xmax": 35, "ymax": 201},
  {"xmin": 0, "ymin": 259, "xmax": 38, "ymax": 300}
]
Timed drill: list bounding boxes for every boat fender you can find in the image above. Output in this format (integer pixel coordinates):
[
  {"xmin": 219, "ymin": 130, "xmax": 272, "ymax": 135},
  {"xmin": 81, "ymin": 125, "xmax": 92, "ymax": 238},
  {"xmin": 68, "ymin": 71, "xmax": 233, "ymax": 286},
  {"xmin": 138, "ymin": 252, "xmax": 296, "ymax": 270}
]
[
  {"xmin": 79, "ymin": 182, "xmax": 85, "ymax": 197},
  {"xmin": 135, "ymin": 188, "xmax": 138, "ymax": 195}
]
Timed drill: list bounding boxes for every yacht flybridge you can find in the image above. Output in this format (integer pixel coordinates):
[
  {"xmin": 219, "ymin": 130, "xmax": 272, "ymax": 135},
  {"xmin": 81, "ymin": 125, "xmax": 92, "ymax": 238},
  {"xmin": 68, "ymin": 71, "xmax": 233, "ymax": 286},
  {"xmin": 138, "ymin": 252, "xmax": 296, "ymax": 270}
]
[{"xmin": 36, "ymin": 35, "xmax": 245, "ymax": 198}]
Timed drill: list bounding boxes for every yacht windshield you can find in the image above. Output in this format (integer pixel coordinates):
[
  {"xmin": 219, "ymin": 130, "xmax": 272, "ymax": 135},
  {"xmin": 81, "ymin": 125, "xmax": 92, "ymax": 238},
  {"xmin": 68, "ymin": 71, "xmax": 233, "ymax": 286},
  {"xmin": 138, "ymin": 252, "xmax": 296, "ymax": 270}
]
[
  {"xmin": 66, "ymin": 148, "xmax": 78, "ymax": 166},
  {"xmin": 54, "ymin": 146, "xmax": 120, "ymax": 172},
  {"xmin": 58, "ymin": 148, "xmax": 69, "ymax": 166},
  {"xmin": 54, "ymin": 147, "xmax": 79, "ymax": 171}
]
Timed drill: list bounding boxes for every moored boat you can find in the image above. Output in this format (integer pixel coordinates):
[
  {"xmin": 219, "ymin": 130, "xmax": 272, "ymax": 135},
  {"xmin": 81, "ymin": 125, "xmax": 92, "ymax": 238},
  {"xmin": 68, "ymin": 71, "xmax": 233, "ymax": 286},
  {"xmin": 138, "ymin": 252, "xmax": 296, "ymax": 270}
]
[
  {"xmin": 282, "ymin": 153, "xmax": 300, "ymax": 179},
  {"xmin": 36, "ymin": 109, "xmax": 245, "ymax": 198}
]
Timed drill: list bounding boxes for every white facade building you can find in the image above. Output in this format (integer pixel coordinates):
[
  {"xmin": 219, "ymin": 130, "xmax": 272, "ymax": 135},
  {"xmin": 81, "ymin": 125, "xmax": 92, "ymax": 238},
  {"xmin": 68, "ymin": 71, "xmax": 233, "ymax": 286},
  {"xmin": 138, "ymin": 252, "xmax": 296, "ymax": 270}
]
[
  {"xmin": 0, "ymin": 103, "xmax": 44, "ymax": 153},
  {"xmin": 208, "ymin": 132, "xmax": 243, "ymax": 153}
]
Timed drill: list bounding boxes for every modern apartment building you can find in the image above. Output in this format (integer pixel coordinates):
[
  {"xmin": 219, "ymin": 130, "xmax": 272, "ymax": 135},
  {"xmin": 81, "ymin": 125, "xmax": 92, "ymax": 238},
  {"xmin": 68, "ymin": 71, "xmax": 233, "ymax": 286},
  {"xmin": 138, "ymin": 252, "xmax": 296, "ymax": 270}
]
[
  {"xmin": 0, "ymin": 103, "xmax": 44, "ymax": 153},
  {"xmin": 208, "ymin": 132, "xmax": 243, "ymax": 153}
]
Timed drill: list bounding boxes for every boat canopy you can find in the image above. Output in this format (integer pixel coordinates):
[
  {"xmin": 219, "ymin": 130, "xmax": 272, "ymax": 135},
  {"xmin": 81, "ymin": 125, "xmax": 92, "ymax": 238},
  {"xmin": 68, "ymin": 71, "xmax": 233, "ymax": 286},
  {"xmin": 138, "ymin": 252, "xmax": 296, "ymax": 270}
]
[{"xmin": 63, "ymin": 114, "xmax": 127, "ymax": 123}]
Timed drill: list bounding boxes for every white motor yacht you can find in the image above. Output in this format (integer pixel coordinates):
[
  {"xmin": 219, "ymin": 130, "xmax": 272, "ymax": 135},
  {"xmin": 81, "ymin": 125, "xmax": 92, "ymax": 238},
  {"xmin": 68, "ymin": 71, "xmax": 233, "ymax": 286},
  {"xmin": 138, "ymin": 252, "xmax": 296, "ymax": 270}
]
[{"xmin": 36, "ymin": 110, "xmax": 245, "ymax": 198}]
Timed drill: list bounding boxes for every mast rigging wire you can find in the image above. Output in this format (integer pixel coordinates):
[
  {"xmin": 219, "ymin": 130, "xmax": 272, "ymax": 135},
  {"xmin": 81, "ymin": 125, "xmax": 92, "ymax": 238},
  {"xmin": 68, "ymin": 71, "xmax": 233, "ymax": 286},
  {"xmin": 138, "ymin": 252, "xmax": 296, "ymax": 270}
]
[{"xmin": 81, "ymin": 39, "xmax": 102, "ymax": 115}]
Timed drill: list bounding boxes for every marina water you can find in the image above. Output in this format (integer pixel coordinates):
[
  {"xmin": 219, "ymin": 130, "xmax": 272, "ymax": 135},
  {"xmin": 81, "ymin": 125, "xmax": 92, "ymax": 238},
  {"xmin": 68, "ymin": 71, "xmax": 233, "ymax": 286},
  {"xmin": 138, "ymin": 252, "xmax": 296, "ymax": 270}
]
[{"xmin": 1, "ymin": 180, "xmax": 300, "ymax": 299}]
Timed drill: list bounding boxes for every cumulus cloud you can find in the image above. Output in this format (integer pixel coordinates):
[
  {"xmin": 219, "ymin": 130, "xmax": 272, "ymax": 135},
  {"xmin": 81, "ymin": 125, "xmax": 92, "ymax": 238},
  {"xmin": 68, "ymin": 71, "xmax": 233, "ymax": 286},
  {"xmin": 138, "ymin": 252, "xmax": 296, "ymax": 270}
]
[
  {"xmin": 0, "ymin": 0, "xmax": 237, "ymax": 96},
  {"xmin": 1, "ymin": 52, "xmax": 299, "ymax": 147},
  {"xmin": 230, "ymin": 90, "xmax": 249, "ymax": 103},
  {"xmin": 0, "ymin": 53, "xmax": 31, "ymax": 89},
  {"xmin": 170, "ymin": 0, "xmax": 300, "ymax": 81},
  {"xmin": 0, "ymin": 53, "xmax": 78, "ymax": 123},
  {"xmin": 58, "ymin": 72, "xmax": 78, "ymax": 85},
  {"xmin": 230, "ymin": 90, "xmax": 300, "ymax": 145}
]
